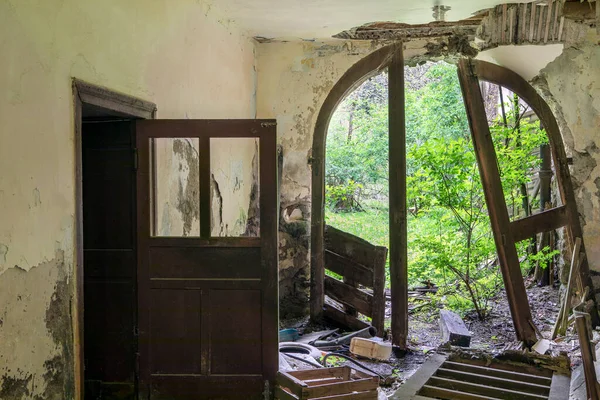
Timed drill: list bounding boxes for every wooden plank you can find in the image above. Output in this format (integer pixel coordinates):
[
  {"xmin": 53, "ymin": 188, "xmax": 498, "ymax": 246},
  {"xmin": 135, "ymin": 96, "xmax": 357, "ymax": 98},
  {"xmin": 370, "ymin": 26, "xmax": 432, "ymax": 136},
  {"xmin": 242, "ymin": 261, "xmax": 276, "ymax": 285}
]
[
  {"xmin": 291, "ymin": 367, "xmax": 350, "ymax": 381},
  {"xmin": 325, "ymin": 276, "xmax": 373, "ymax": 316},
  {"xmin": 442, "ymin": 361, "xmax": 552, "ymax": 386},
  {"xmin": 419, "ymin": 385, "xmax": 502, "ymax": 400},
  {"xmin": 435, "ymin": 368, "xmax": 550, "ymax": 396},
  {"xmin": 325, "ymin": 250, "xmax": 373, "ymax": 287},
  {"xmin": 439, "ymin": 310, "xmax": 471, "ymax": 347},
  {"xmin": 548, "ymin": 374, "xmax": 571, "ymax": 400},
  {"xmin": 428, "ymin": 376, "xmax": 547, "ymax": 400},
  {"xmin": 323, "ymin": 304, "xmax": 369, "ymax": 332},
  {"xmin": 395, "ymin": 354, "xmax": 448, "ymax": 397},
  {"xmin": 389, "ymin": 42, "xmax": 408, "ymax": 350},
  {"xmin": 312, "ymin": 391, "xmax": 377, "ymax": 400},
  {"xmin": 277, "ymin": 373, "xmax": 307, "ymax": 398},
  {"xmin": 325, "ymin": 225, "xmax": 380, "ymax": 270},
  {"xmin": 457, "ymin": 59, "xmax": 537, "ymax": 345},
  {"xmin": 544, "ymin": 1, "xmax": 553, "ymax": 43},
  {"xmin": 275, "ymin": 386, "xmax": 300, "ymax": 400},
  {"xmin": 529, "ymin": 3, "xmax": 536, "ymax": 42},
  {"xmin": 371, "ymin": 246, "xmax": 387, "ymax": 337},
  {"xmin": 510, "ymin": 206, "xmax": 568, "ymax": 242},
  {"xmin": 307, "ymin": 378, "xmax": 378, "ymax": 399},
  {"xmin": 575, "ymin": 313, "xmax": 600, "ymax": 400}
]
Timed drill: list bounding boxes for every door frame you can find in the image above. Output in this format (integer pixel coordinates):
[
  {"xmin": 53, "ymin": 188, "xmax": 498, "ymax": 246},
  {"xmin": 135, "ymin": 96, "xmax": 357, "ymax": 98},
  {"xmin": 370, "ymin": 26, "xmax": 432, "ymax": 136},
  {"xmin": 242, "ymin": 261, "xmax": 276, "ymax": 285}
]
[
  {"xmin": 310, "ymin": 44, "xmax": 412, "ymax": 348},
  {"xmin": 73, "ymin": 79, "xmax": 157, "ymax": 399}
]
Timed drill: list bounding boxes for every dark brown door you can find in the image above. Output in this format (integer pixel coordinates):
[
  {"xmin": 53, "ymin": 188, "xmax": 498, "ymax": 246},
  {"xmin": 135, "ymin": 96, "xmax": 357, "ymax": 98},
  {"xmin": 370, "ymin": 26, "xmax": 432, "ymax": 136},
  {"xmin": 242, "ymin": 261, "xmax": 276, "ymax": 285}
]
[
  {"xmin": 83, "ymin": 121, "xmax": 137, "ymax": 399},
  {"xmin": 135, "ymin": 120, "xmax": 278, "ymax": 400}
]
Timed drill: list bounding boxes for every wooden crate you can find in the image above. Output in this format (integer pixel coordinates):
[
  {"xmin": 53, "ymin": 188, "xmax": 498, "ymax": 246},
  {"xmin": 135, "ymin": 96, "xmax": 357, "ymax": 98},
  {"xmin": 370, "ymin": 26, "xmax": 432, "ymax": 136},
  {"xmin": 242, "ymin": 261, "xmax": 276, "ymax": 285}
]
[{"xmin": 276, "ymin": 367, "xmax": 379, "ymax": 400}]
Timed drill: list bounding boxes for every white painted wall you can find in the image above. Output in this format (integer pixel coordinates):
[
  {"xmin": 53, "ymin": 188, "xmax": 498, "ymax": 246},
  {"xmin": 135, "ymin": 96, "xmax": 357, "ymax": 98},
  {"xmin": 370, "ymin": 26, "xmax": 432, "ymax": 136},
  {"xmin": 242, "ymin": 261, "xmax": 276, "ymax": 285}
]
[{"xmin": 0, "ymin": 0, "xmax": 256, "ymax": 397}]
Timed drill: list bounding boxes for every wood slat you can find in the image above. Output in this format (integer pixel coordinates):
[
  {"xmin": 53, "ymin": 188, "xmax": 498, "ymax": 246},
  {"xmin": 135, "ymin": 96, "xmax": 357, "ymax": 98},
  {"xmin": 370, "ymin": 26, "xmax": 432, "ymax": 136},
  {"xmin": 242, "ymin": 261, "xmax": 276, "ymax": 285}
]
[
  {"xmin": 510, "ymin": 206, "xmax": 568, "ymax": 242},
  {"xmin": 307, "ymin": 378, "xmax": 378, "ymax": 399},
  {"xmin": 324, "ymin": 250, "xmax": 373, "ymax": 287},
  {"xmin": 325, "ymin": 225, "xmax": 380, "ymax": 270},
  {"xmin": 323, "ymin": 304, "xmax": 369, "ymax": 332},
  {"xmin": 312, "ymin": 391, "xmax": 377, "ymax": 400},
  {"xmin": 442, "ymin": 361, "xmax": 552, "ymax": 386},
  {"xmin": 275, "ymin": 386, "xmax": 300, "ymax": 400},
  {"xmin": 290, "ymin": 367, "xmax": 350, "ymax": 381},
  {"xmin": 548, "ymin": 374, "xmax": 571, "ymax": 400},
  {"xmin": 325, "ymin": 276, "xmax": 373, "ymax": 316},
  {"xmin": 428, "ymin": 376, "xmax": 547, "ymax": 400},
  {"xmin": 420, "ymin": 385, "xmax": 501, "ymax": 400},
  {"xmin": 435, "ymin": 368, "xmax": 550, "ymax": 396}
]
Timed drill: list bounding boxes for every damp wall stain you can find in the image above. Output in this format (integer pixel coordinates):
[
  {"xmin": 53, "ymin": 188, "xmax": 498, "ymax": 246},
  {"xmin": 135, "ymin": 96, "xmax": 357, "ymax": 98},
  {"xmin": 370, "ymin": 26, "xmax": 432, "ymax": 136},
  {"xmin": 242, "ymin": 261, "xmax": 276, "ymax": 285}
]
[{"xmin": 0, "ymin": 250, "xmax": 73, "ymax": 399}]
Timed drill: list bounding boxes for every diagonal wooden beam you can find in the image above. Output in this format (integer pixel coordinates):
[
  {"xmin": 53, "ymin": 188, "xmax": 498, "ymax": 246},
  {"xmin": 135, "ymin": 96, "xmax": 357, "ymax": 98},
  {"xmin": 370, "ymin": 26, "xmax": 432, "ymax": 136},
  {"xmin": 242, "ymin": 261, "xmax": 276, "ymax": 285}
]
[{"xmin": 457, "ymin": 58, "xmax": 537, "ymax": 345}]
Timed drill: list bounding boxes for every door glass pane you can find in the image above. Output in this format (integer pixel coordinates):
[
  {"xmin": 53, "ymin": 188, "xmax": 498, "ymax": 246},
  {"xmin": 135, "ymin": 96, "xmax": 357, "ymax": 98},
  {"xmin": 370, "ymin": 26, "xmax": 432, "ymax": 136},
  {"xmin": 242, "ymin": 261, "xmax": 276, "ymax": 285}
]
[
  {"xmin": 210, "ymin": 138, "xmax": 260, "ymax": 237},
  {"xmin": 152, "ymin": 138, "xmax": 200, "ymax": 237}
]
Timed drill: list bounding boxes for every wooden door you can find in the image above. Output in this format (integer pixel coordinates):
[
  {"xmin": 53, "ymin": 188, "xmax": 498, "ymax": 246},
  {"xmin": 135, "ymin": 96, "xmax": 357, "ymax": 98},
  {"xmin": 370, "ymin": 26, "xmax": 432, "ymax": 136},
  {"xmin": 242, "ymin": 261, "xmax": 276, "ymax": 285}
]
[
  {"xmin": 135, "ymin": 120, "xmax": 278, "ymax": 399},
  {"xmin": 456, "ymin": 59, "xmax": 596, "ymax": 344}
]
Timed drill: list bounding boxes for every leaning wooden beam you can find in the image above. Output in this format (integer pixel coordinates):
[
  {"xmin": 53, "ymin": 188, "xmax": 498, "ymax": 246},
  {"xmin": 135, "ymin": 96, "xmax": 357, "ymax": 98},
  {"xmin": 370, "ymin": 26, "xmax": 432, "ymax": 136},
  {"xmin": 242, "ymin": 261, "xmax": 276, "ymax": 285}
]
[
  {"xmin": 457, "ymin": 58, "xmax": 537, "ymax": 345},
  {"xmin": 389, "ymin": 42, "xmax": 408, "ymax": 350},
  {"xmin": 553, "ymin": 237, "xmax": 582, "ymax": 338},
  {"xmin": 575, "ymin": 312, "xmax": 600, "ymax": 400},
  {"xmin": 510, "ymin": 205, "xmax": 568, "ymax": 242}
]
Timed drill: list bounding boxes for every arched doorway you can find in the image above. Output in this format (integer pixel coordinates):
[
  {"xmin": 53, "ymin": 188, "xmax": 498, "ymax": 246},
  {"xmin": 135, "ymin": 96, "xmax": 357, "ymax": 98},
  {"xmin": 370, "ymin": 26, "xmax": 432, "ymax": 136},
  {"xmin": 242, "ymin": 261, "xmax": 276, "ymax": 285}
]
[{"xmin": 311, "ymin": 44, "xmax": 595, "ymax": 349}]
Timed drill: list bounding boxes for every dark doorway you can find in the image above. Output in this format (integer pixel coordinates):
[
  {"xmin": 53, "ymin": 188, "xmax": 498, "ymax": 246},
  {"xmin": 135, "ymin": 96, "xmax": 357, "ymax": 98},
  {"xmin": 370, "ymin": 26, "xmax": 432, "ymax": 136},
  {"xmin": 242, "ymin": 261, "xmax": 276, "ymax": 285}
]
[
  {"xmin": 82, "ymin": 115, "xmax": 138, "ymax": 399},
  {"xmin": 74, "ymin": 80, "xmax": 157, "ymax": 399}
]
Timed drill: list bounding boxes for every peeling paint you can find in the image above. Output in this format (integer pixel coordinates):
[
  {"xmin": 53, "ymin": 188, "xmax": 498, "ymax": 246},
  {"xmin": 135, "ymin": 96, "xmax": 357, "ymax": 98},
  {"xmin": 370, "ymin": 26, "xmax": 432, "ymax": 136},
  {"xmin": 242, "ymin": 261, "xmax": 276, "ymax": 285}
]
[
  {"xmin": 172, "ymin": 138, "xmax": 201, "ymax": 237},
  {"xmin": 0, "ymin": 250, "xmax": 72, "ymax": 399},
  {"xmin": 535, "ymin": 38, "xmax": 600, "ymax": 278}
]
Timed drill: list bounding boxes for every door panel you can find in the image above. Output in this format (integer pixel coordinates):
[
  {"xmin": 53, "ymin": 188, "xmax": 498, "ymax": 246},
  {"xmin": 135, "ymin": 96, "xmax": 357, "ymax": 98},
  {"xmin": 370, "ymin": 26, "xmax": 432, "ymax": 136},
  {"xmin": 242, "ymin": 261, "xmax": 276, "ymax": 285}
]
[
  {"xmin": 209, "ymin": 289, "xmax": 262, "ymax": 375},
  {"xmin": 149, "ymin": 289, "xmax": 203, "ymax": 374},
  {"xmin": 136, "ymin": 120, "xmax": 278, "ymax": 400}
]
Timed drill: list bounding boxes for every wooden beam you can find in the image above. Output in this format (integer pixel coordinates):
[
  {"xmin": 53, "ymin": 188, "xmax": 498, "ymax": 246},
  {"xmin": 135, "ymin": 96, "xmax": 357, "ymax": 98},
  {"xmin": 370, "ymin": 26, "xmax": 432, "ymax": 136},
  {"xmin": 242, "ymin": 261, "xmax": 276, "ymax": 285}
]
[
  {"xmin": 457, "ymin": 58, "xmax": 537, "ymax": 345},
  {"xmin": 510, "ymin": 206, "xmax": 568, "ymax": 242},
  {"xmin": 324, "ymin": 276, "xmax": 373, "ymax": 316},
  {"xmin": 371, "ymin": 247, "xmax": 387, "ymax": 337},
  {"xmin": 324, "ymin": 250, "xmax": 373, "ymax": 287},
  {"xmin": 323, "ymin": 304, "xmax": 369, "ymax": 332},
  {"xmin": 389, "ymin": 42, "xmax": 408, "ymax": 350}
]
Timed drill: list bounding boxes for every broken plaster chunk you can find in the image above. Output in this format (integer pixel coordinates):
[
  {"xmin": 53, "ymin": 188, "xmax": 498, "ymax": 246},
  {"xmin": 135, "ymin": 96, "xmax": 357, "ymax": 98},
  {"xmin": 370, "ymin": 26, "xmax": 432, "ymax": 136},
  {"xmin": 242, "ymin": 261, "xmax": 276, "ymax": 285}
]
[{"xmin": 439, "ymin": 309, "xmax": 471, "ymax": 347}]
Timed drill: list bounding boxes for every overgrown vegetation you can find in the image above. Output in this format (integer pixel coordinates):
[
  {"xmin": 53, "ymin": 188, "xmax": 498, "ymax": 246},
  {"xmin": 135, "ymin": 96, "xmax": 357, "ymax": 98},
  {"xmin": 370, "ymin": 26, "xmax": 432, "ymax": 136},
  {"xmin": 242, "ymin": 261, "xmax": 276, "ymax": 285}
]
[{"xmin": 326, "ymin": 62, "xmax": 549, "ymax": 320}]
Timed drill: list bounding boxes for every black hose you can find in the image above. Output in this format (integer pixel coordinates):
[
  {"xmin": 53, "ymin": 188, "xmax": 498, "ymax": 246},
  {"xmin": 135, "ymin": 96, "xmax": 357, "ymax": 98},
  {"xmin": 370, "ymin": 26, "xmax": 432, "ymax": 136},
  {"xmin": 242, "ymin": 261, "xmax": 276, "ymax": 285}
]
[
  {"xmin": 321, "ymin": 352, "xmax": 384, "ymax": 379},
  {"xmin": 280, "ymin": 351, "xmax": 324, "ymax": 368}
]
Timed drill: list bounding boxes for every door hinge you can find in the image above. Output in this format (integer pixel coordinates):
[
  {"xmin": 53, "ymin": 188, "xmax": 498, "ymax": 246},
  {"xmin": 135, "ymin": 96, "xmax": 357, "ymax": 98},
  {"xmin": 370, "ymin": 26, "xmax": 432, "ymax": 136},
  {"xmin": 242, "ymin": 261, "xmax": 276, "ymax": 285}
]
[
  {"xmin": 133, "ymin": 326, "xmax": 139, "ymax": 336},
  {"xmin": 133, "ymin": 148, "xmax": 139, "ymax": 170}
]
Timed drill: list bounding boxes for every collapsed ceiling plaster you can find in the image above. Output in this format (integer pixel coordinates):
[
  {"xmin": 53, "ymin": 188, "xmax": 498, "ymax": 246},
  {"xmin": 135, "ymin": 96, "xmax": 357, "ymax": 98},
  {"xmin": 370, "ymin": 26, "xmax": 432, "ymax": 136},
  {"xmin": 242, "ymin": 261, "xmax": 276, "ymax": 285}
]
[{"xmin": 213, "ymin": 0, "xmax": 539, "ymax": 41}]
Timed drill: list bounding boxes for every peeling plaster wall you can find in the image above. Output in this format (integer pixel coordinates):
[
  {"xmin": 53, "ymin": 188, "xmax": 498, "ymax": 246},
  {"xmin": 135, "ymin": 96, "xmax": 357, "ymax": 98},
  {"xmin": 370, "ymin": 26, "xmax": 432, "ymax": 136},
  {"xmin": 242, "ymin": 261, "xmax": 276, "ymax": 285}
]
[
  {"xmin": 256, "ymin": 40, "xmax": 429, "ymax": 317},
  {"xmin": 535, "ymin": 35, "xmax": 600, "ymax": 281},
  {"xmin": 0, "ymin": 0, "xmax": 256, "ymax": 397}
]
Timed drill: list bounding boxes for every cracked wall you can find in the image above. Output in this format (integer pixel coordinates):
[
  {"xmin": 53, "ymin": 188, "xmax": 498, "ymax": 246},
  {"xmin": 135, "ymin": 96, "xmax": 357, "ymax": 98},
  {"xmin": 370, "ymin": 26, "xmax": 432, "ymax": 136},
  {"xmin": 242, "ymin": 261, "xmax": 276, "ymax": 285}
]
[
  {"xmin": 256, "ymin": 40, "xmax": 431, "ymax": 317},
  {"xmin": 0, "ymin": 0, "xmax": 256, "ymax": 397},
  {"xmin": 534, "ymin": 33, "xmax": 600, "ymax": 284}
]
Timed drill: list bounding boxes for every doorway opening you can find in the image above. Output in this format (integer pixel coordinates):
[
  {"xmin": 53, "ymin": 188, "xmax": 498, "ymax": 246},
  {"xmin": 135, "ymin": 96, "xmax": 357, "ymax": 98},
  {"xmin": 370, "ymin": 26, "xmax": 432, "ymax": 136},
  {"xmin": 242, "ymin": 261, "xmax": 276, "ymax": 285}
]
[
  {"xmin": 73, "ymin": 80, "xmax": 156, "ymax": 399},
  {"xmin": 310, "ymin": 48, "xmax": 591, "ymax": 391}
]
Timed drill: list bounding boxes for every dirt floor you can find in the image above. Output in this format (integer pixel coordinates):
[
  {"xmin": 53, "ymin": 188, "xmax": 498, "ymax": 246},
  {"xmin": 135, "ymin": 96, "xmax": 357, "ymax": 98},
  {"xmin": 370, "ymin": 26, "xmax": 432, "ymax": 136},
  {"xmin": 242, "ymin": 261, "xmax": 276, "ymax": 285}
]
[{"xmin": 281, "ymin": 280, "xmax": 589, "ymax": 396}]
